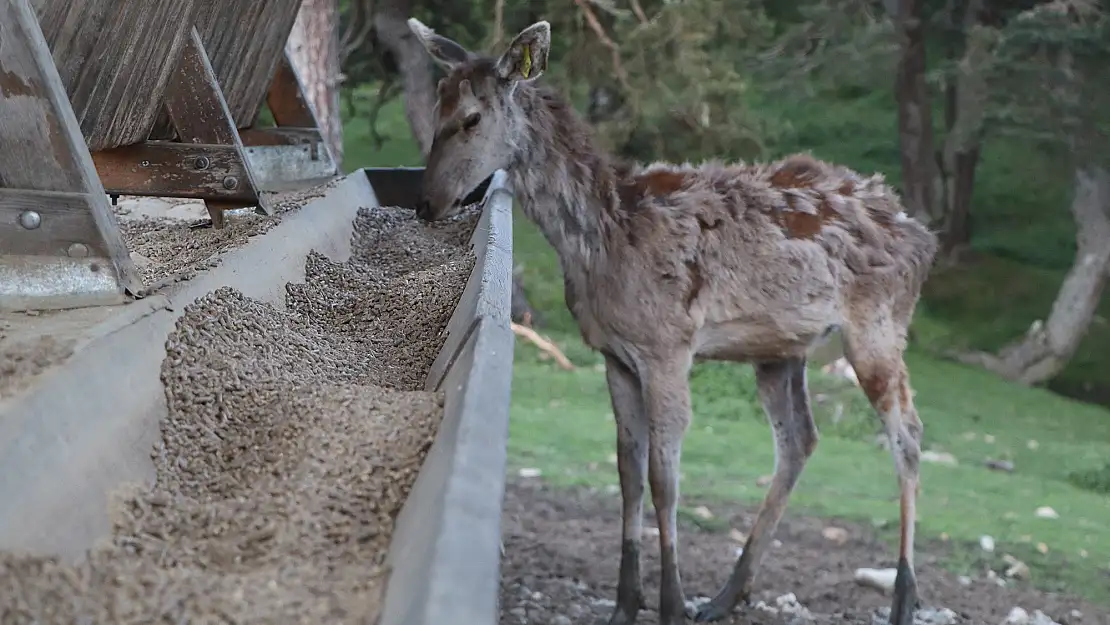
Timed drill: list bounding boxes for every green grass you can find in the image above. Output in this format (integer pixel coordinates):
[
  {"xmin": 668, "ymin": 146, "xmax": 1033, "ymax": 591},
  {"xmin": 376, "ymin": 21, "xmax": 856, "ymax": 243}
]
[{"xmin": 341, "ymin": 82, "xmax": 1110, "ymax": 602}]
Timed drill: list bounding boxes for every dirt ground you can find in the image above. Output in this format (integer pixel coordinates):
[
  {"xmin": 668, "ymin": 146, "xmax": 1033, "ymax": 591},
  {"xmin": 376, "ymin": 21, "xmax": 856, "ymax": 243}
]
[
  {"xmin": 0, "ymin": 204, "xmax": 481, "ymax": 624},
  {"xmin": 498, "ymin": 480, "xmax": 1103, "ymax": 625}
]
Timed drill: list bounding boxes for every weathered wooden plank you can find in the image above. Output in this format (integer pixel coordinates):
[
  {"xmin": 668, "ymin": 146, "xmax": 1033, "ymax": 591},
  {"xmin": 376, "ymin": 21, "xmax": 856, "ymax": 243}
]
[
  {"xmin": 148, "ymin": 0, "xmax": 304, "ymax": 139},
  {"xmin": 0, "ymin": 190, "xmax": 108, "ymax": 257},
  {"xmin": 0, "ymin": 0, "xmax": 140, "ymax": 308},
  {"xmin": 92, "ymin": 143, "xmax": 255, "ymax": 202},
  {"xmin": 267, "ymin": 52, "xmax": 318, "ymax": 128},
  {"xmin": 33, "ymin": 0, "xmax": 201, "ymax": 151}
]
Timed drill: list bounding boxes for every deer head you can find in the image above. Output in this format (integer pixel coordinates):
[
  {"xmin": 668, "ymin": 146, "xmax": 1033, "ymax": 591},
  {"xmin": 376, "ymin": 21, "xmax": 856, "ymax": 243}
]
[{"xmin": 407, "ymin": 17, "xmax": 551, "ymax": 221}]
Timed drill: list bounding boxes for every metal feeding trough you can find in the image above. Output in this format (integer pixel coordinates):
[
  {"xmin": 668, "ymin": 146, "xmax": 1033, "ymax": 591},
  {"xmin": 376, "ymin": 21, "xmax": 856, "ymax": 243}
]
[{"xmin": 0, "ymin": 167, "xmax": 516, "ymax": 625}]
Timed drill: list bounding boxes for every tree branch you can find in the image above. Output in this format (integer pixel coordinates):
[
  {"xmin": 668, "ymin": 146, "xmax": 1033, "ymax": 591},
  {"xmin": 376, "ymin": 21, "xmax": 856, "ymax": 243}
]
[{"xmin": 573, "ymin": 0, "xmax": 634, "ymax": 96}]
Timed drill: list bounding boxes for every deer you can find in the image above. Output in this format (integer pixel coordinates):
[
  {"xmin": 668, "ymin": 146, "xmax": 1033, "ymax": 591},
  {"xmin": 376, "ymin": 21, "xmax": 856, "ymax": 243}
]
[{"xmin": 406, "ymin": 17, "xmax": 939, "ymax": 625}]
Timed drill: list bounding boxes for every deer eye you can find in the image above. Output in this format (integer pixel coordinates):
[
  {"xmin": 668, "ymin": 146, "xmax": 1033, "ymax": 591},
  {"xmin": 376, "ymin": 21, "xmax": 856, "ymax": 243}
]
[{"xmin": 462, "ymin": 113, "xmax": 481, "ymax": 131}]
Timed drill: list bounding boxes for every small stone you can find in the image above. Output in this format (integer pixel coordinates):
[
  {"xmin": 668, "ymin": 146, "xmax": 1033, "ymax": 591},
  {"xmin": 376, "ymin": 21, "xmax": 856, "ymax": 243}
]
[
  {"xmin": 1027, "ymin": 439, "xmax": 1040, "ymax": 450},
  {"xmin": 1035, "ymin": 506, "xmax": 1059, "ymax": 519},
  {"xmin": 551, "ymin": 616, "xmax": 573, "ymax": 625},
  {"xmin": 774, "ymin": 593, "xmax": 813, "ymax": 620},
  {"xmin": 1005, "ymin": 607, "xmax": 1031, "ymax": 625},
  {"xmin": 984, "ymin": 434, "xmax": 996, "ymax": 444},
  {"xmin": 729, "ymin": 528, "xmax": 747, "ymax": 543},
  {"xmin": 509, "ymin": 607, "xmax": 526, "ymax": 618},
  {"xmin": 607, "ymin": 453, "xmax": 618, "ymax": 464},
  {"xmin": 772, "ymin": 539, "xmax": 783, "ymax": 548},
  {"xmin": 756, "ymin": 474, "xmax": 773, "ymax": 487},
  {"xmin": 980, "ymin": 535, "xmax": 996, "ymax": 552},
  {"xmin": 854, "ymin": 567, "xmax": 897, "ymax": 594},
  {"xmin": 1036, "ymin": 542, "xmax": 1049, "ymax": 554},
  {"xmin": 917, "ymin": 607, "xmax": 959, "ymax": 625},
  {"xmin": 921, "ymin": 450, "xmax": 959, "ymax": 466},
  {"xmin": 985, "ymin": 459, "xmax": 1016, "ymax": 473},
  {"xmin": 518, "ymin": 467, "xmax": 542, "ymax": 478},
  {"xmin": 735, "ymin": 546, "xmax": 744, "ymax": 558},
  {"xmin": 592, "ymin": 598, "xmax": 617, "ymax": 609},
  {"xmin": 1003, "ymin": 555, "xmax": 1030, "ymax": 580},
  {"xmin": 692, "ymin": 505, "xmax": 714, "ymax": 520},
  {"xmin": 1069, "ymin": 609, "xmax": 1083, "ymax": 620},
  {"xmin": 1078, "ymin": 549, "xmax": 1088, "ymax": 558},
  {"xmin": 822, "ymin": 526, "xmax": 849, "ymax": 544},
  {"xmin": 643, "ymin": 526, "xmax": 660, "ymax": 538},
  {"xmin": 957, "ymin": 575, "xmax": 972, "ymax": 586},
  {"xmin": 1030, "ymin": 610, "xmax": 1060, "ymax": 625},
  {"xmin": 684, "ymin": 596, "xmax": 712, "ymax": 619}
]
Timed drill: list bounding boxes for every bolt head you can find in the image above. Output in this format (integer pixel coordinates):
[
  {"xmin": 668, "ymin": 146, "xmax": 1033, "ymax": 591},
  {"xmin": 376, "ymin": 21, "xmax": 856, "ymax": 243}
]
[
  {"xmin": 223, "ymin": 176, "xmax": 239, "ymax": 190},
  {"xmin": 18, "ymin": 210, "xmax": 41, "ymax": 229},
  {"xmin": 195, "ymin": 156, "xmax": 210, "ymax": 170},
  {"xmin": 67, "ymin": 243, "xmax": 89, "ymax": 258}
]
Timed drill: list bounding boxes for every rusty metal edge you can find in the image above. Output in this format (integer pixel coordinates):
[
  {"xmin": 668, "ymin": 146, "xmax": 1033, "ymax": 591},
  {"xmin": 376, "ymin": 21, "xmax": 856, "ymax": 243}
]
[{"xmin": 379, "ymin": 170, "xmax": 515, "ymax": 625}]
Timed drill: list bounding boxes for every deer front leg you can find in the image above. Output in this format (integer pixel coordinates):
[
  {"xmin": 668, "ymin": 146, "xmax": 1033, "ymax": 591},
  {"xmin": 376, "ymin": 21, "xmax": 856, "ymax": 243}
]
[
  {"xmin": 604, "ymin": 353, "xmax": 649, "ymax": 625},
  {"xmin": 641, "ymin": 354, "xmax": 694, "ymax": 625},
  {"xmin": 695, "ymin": 358, "xmax": 818, "ymax": 622}
]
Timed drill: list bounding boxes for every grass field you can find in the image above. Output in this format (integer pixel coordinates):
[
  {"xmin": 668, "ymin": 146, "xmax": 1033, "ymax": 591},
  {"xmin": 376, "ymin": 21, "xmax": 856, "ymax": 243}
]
[{"xmin": 341, "ymin": 82, "xmax": 1110, "ymax": 602}]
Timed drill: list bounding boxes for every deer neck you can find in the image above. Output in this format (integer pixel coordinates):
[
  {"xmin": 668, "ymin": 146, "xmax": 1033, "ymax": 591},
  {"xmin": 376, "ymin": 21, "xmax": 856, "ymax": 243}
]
[{"xmin": 505, "ymin": 85, "xmax": 619, "ymax": 271}]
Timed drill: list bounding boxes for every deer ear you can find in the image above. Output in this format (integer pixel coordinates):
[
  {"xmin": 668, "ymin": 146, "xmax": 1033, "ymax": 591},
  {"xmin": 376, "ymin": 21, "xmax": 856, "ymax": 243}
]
[
  {"xmin": 407, "ymin": 18, "xmax": 471, "ymax": 71},
  {"xmin": 496, "ymin": 21, "xmax": 550, "ymax": 83}
]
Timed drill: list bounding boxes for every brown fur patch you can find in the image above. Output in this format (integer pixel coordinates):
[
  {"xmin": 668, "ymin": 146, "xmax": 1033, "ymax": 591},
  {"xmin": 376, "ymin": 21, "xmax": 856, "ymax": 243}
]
[
  {"xmin": 635, "ymin": 170, "xmax": 689, "ymax": 197},
  {"xmin": 859, "ymin": 369, "xmax": 896, "ymax": 414},
  {"xmin": 775, "ymin": 196, "xmax": 841, "ymax": 240},
  {"xmin": 768, "ymin": 154, "xmax": 825, "ymax": 189},
  {"xmin": 838, "ymin": 179, "xmax": 856, "ymax": 195}
]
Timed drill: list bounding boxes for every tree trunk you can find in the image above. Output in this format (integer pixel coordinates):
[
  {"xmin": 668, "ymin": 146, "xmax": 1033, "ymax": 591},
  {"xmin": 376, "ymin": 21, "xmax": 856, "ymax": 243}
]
[
  {"xmin": 893, "ymin": 0, "xmax": 940, "ymax": 225},
  {"xmin": 937, "ymin": 0, "xmax": 987, "ymax": 255},
  {"xmin": 958, "ymin": 166, "xmax": 1110, "ymax": 385},
  {"xmin": 373, "ymin": 0, "xmax": 436, "ymax": 156},
  {"xmin": 288, "ymin": 0, "xmax": 344, "ymax": 168}
]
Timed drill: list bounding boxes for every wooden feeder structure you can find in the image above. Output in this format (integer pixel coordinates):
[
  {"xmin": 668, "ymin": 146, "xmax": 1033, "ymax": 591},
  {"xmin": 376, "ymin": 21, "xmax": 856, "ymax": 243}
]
[{"xmin": 1, "ymin": 0, "xmax": 336, "ymax": 312}]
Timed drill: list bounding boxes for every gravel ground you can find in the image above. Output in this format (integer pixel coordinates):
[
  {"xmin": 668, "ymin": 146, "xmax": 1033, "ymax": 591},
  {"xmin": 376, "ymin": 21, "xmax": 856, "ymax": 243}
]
[
  {"xmin": 0, "ymin": 204, "xmax": 481, "ymax": 624},
  {"xmin": 499, "ymin": 480, "xmax": 1104, "ymax": 625}
]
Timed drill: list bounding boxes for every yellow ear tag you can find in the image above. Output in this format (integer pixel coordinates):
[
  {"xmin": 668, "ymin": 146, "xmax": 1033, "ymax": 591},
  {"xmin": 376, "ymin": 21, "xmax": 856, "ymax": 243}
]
[{"xmin": 521, "ymin": 46, "xmax": 532, "ymax": 79}]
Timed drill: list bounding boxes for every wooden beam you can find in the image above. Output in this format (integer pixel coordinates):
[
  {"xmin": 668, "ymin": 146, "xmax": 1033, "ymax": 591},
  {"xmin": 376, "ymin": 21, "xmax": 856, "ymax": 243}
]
[
  {"xmin": 161, "ymin": 26, "xmax": 270, "ymax": 226},
  {"xmin": 0, "ymin": 0, "xmax": 139, "ymax": 310},
  {"xmin": 266, "ymin": 52, "xmax": 319, "ymax": 128},
  {"xmin": 91, "ymin": 143, "xmax": 255, "ymax": 202}
]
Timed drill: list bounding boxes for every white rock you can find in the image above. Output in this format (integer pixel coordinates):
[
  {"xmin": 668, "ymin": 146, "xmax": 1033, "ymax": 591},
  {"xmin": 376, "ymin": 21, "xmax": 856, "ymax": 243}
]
[
  {"xmin": 774, "ymin": 593, "xmax": 814, "ymax": 620},
  {"xmin": 692, "ymin": 505, "xmax": 714, "ymax": 519},
  {"xmin": 980, "ymin": 535, "xmax": 996, "ymax": 552},
  {"xmin": 643, "ymin": 526, "xmax": 660, "ymax": 538},
  {"xmin": 735, "ymin": 546, "xmax": 744, "ymax": 558},
  {"xmin": 1069, "ymin": 609, "xmax": 1083, "ymax": 620},
  {"xmin": 1004, "ymin": 607, "xmax": 1030, "ymax": 625},
  {"xmin": 683, "ymin": 596, "xmax": 712, "ymax": 619},
  {"xmin": 1035, "ymin": 506, "xmax": 1059, "ymax": 519},
  {"xmin": 921, "ymin": 450, "xmax": 959, "ymax": 466},
  {"xmin": 917, "ymin": 607, "xmax": 959, "ymax": 625},
  {"xmin": 1031, "ymin": 610, "xmax": 1060, "ymax": 625},
  {"xmin": 592, "ymin": 598, "xmax": 617, "ymax": 609},
  {"xmin": 551, "ymin": 616, "xmax": 573, "ymax": 625},
  {"xmin": 518, "ymin": 467, "xmax": 542, "ymax": 478},
  {"xmin": 854, "ymin": 567, "xmax": 897, "ymax": 594},
  {"xmin": 822, "ymin": 526, "xmax": 850, "ymax": 544}
]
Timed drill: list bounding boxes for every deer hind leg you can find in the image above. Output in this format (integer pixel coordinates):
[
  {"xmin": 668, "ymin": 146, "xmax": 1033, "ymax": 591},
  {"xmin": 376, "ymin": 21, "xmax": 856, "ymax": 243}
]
[
  {"xmin": 640, "ymin": 352, "xmax": 694, "ymax": 625},
  {"xmin": 843, "ymin": 326, "xmax": 922, "ymax": 625},
  {"xmin": 694, "ymin": 357, "xmax": 818, "ymax": 623},
  {"xmin": 603, "ymin": 353, "xmax": 649, "ymax": 625}
]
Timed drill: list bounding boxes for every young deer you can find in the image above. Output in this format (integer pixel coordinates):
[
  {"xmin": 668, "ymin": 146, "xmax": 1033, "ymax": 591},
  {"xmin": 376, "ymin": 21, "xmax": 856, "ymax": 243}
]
[{"xmin": 408, "ymin": 18, "xmax": 939, "ymax": 625}]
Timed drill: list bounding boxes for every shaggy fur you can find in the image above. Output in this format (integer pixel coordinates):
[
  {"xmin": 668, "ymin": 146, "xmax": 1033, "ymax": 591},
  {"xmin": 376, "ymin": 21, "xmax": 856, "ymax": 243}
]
[{"xmin": 408, "ymin": 18, "xmax": 939, "ymax": 625}]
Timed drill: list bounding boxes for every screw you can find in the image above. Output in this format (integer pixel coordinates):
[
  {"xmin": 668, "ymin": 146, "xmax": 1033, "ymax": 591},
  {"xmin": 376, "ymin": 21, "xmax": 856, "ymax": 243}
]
[
  {"xmin": 67, "ymin": 243, "xmax": 89, "ymax": 258},
  {"xmin": 140, "ymin": 160, "xmax": 151, "ymax": 167},
  {"xmin": 18, "ymin": 210, "xmax": 41, "ymax": 230},
  {"xmin": 223, "ymin": 176, "xmax": 239, "ymax": 190},
  {"xmin": 195, "ymin": 156, "xmax": 210, "ymax": 170}
]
